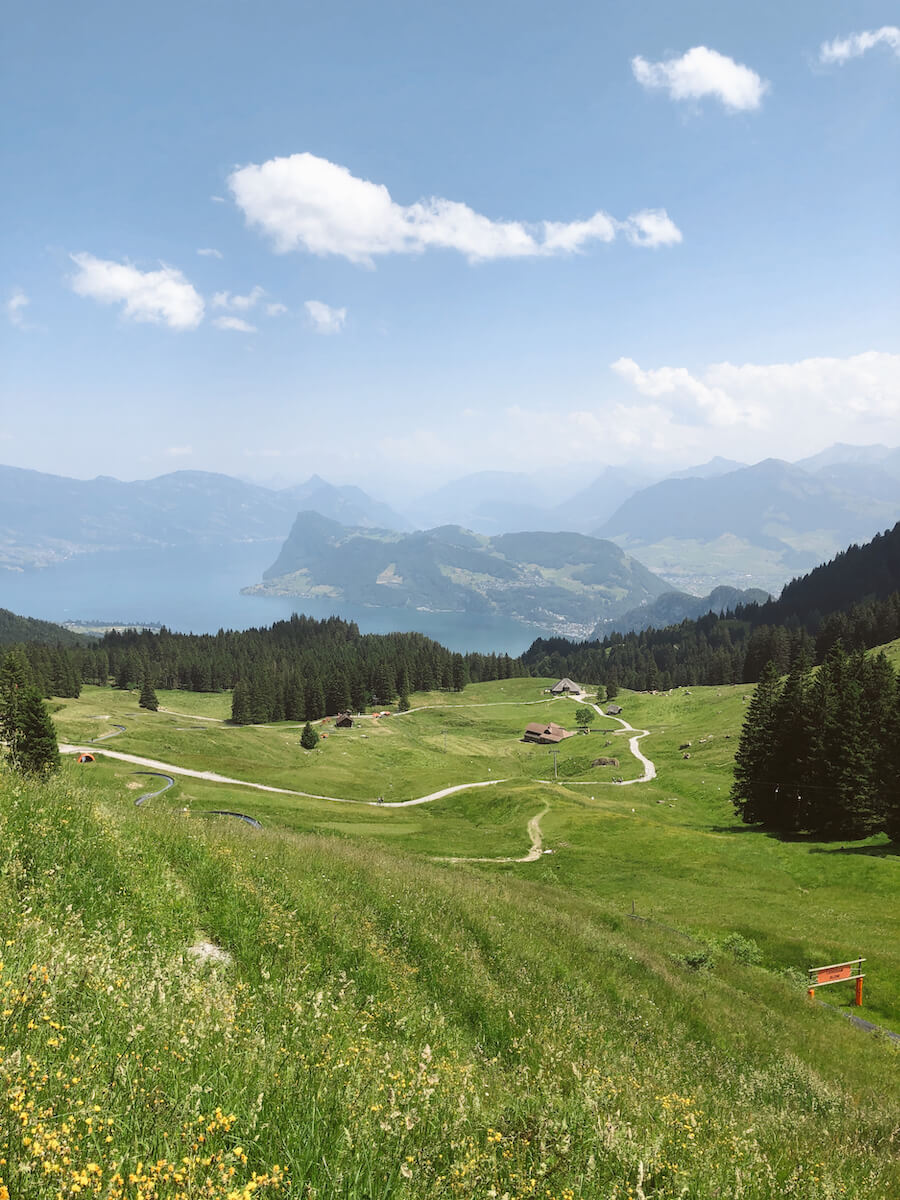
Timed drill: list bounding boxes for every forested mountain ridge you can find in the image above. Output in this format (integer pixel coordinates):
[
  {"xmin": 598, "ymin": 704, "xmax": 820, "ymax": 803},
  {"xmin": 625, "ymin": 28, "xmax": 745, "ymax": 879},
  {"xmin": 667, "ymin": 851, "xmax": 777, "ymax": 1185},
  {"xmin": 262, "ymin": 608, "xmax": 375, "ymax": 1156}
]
[
  {"xmin": 0, "ymin": 608, "xmax": 86, "ymax": 648},
  {"xmin": 595, "ymin": 584, "xmax": 771, "ymax": 636},
  {"xmin": 247, "ymin": 511, "xmax": 670, "ymax": 636},
  {"xmin": 524, "ymin": 523, "xmax": 900, "ymax": 690}
]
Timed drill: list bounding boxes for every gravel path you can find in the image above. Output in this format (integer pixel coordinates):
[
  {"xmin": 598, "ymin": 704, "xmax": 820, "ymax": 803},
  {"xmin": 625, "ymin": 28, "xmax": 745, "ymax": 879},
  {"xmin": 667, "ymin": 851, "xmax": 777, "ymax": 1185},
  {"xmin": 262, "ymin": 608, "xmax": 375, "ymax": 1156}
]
[
  {"xmin": 436, "ymin": 805, "xmax": 549, "ymax": 864},
  {"xmin": 60, "ymin": 742, "xmax": 506, "ymax": 808}
]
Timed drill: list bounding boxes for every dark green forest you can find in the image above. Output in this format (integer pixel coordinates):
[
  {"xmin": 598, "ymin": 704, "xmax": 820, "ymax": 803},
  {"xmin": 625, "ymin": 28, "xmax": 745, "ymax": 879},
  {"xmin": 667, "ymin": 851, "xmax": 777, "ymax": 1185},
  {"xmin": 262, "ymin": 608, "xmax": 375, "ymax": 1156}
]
[
  {"xmin": 0, "ymin": 614, "xmax": 528, "ymax": 723},
  {"xmin": 730, "ymin": 643, "xmax": 900, "ymax": 841}
]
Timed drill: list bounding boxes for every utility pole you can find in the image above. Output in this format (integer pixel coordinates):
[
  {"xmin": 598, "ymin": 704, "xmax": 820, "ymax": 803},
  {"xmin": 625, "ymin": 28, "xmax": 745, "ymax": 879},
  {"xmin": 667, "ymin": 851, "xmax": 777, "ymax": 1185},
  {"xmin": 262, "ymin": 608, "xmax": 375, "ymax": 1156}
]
[{"xmin": 548, "ymin": 748, "xmax": 559, "ymax": 779}]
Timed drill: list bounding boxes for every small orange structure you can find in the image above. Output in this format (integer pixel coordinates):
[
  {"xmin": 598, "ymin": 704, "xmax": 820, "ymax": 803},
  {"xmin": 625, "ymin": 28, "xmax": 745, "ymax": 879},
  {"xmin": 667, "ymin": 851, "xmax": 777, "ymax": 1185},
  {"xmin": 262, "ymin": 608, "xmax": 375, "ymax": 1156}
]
[
  {"xmin": 807, "ymin": 958, "xmax": 865, "ymax": 1006},
  {"xmin": 77, "ymin": 753, "xmax": 95, "ymax": 764}
]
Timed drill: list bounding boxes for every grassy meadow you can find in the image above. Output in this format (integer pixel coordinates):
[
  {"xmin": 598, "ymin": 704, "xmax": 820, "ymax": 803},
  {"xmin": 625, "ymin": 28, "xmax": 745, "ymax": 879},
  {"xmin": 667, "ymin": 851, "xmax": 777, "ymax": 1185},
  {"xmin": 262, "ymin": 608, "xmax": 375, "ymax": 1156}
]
[{"xmin": 1, "ymin": 665, "xmax": 898, "ymax": 1197}]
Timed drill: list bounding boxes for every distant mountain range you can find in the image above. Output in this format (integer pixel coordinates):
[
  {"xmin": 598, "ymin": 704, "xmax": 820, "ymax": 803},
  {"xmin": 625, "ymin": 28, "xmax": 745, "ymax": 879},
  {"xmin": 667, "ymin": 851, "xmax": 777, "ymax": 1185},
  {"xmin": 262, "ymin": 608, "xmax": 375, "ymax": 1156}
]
[
  {"xmin": 244, "ymin": 512, "xmax": 669, "ymax": 637},
  {"xmin": 594, "ymin": 455, "xmax": 900, "ymax": 595},
  {"xmin": 2, "ymin": 444, "xmax": 896, "ymax": 624},
  {"xmin": 0, "ymin": 465, "xmax": 408, "ymax": 569}
]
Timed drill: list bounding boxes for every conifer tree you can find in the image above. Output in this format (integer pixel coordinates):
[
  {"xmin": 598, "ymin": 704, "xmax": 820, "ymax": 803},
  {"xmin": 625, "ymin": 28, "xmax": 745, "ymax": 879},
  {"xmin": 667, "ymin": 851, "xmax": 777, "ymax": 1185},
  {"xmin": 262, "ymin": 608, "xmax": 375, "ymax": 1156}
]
[
  {"xmin": 139, "ymin": 673, "xmax": 159, "ymax": 712},
  {"xmin": 769, "ymin": 652, "xmax": 813, "ymax": 831},
  {"xmin": 731, "ymin": 661, "xmax": 782, "ymax": 826},
  {"xmin": 231, "ymin": 679, "xmax": 251, "ymax": 725},
  {"xmin": 17, "ymin": 689, "xmax": 59, "ymax": 776},
  {"xmin": 300, "ymin": 721, "xmax": 319, "ymax": 749},
  {"xmin": 0, "ymin": 649, "xmax": 31, "ymax": 768}
]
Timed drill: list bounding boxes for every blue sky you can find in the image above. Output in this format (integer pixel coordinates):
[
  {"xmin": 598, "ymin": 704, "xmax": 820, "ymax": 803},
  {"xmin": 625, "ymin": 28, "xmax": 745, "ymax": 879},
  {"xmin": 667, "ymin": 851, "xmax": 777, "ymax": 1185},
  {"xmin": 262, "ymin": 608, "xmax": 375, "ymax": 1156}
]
[{"xmin": 2, "ymin": 0, "xmax": 898, "ymax": 496}]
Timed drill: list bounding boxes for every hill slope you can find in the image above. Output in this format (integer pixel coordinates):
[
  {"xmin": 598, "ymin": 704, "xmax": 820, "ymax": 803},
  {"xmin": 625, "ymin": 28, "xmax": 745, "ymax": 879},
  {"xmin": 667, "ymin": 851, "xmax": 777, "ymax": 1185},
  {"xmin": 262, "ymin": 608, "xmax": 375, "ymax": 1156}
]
[
  {"xmin": 247, "ymin": 512, "xmax": 670, "ymax": 635},
  {"xmin": 2, "ymin": 673, "xmax": 899, "ymax": 1198}
]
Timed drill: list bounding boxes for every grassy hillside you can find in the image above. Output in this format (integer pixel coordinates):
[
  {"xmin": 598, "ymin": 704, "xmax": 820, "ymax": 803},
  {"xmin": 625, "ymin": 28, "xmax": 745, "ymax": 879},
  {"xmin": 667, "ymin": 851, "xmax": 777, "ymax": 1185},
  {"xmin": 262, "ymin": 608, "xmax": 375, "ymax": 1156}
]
[{"xmin": 2, "ymin": 673, "xmax": 898, "ymax": 1197}]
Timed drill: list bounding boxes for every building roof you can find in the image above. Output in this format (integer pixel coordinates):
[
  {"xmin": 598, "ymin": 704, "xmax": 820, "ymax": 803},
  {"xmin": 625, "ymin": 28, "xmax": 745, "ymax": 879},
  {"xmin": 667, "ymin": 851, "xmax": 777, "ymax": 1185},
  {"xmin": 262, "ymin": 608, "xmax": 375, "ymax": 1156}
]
[
  {"xmin": 524, "ymin": 720, "xmax": 571, "ymax": 744},
  {"xmin": 606, "ymin": 704, "xmax": 623, "ymax": 715},
  {"xmin": 550, "ymin": 677, "xmax": 580, "ymax": 693}
]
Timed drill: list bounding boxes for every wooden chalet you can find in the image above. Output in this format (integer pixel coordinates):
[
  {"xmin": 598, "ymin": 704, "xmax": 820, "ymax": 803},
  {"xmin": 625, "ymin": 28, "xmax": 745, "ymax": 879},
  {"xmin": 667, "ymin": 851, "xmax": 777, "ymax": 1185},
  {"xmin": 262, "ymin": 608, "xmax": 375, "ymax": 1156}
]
[
  {"xmin": 550, "ymin": 677, "xmax": 580, "ymax": 694},
  {"xmin": 606, "ymin": 704, "xmax": 623, "ymax": 715},
  {"xmin": 523, "ymin": 721, "xmax": 573, "ymax": 745},
  {"xmin": 335, "ymin": 713, "xmax": 354, "ymax": 729}
]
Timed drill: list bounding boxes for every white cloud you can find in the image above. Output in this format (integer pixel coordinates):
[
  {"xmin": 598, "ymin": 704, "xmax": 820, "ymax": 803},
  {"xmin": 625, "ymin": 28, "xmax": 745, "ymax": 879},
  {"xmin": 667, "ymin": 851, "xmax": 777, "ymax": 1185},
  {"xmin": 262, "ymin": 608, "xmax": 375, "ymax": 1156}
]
[
  {"xmin": 304, "ymin": 300, "xmax": 346, "ymax": 334},
  {"xmin": 375, "ymin": 351, "xmax": 900, "ymax": 477},
  {"xmin": 611, "ymin": 351, "xmax": 900, "ymax": 450},
  {"xmin": 210, "ymin": 195, "xmax": 226, "ymax": 204},
  {"xmin": 212, "ymin": 285, "xmax": 265, "ymax": 311},
  {"xmin": 6, "ymin": 288, "xmax": 29, "ymax": 328},
  {"xmin": 69, "ymin": 253, "xmax": 204, "ymax": 330},
  {"xmin": 266, "ymin": 302, "xmax": 288, "ymax": 316},
  {"xmin": 631, "ymin": 46, "xmax": 769, "ymax": 111},
  {"xmin": 213, "ymin": 316, "xmax": 257, "ymax": 333},
  {"xmin": 165, "ymin": 445, "xmax": 193, "ymax": 457},
  {"xmin": 197, "ymin": 247, "xmax": 223, "ymax": 258},
  {"xmin": 227, "ymin": 152, "xmax": 682, "ymax": 265},
  {"xmin": 819, "ymin": 26, "xmax": 900, "ymax": 64}
]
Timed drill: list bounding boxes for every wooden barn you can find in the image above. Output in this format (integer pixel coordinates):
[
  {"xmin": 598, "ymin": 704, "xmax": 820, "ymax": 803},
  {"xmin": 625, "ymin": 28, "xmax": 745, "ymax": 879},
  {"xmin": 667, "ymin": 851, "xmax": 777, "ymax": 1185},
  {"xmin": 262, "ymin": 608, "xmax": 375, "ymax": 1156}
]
[
  {"xmin": 335, "ymin": 713, "xmax": 354, "ymax": 729},
  {"xmin": 606, "ymin": 704, "xmax": 623, "ymax": 715},
  {"xmin": 550, "ymin": 677, "xmax": 580, "ymax": 694},
  {"xmin": 523, "ymin": 721, "xmax": 573, "ymax": 745}
]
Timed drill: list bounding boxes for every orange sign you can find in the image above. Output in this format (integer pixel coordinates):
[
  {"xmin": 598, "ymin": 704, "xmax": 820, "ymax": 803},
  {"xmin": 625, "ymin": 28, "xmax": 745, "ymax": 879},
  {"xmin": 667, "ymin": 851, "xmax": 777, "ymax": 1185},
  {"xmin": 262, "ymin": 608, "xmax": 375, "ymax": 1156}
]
[{"xmin": 816, "ymin": 963, "xmax": 853, "ymax": 985}]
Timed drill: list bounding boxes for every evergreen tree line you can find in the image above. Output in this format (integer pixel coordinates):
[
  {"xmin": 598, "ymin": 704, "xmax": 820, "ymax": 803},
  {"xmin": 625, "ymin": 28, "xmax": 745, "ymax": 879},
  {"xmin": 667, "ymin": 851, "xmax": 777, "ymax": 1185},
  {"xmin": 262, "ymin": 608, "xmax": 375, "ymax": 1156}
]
[
  {"xmin": 0, "ymin": 614, "xmax": 530, "ymax": 724},
  {"xmin": 523, "ymin": 589, "xmax": 900, "ymax": 691},
  {"xmin": 731, "ymin": 642, "xmax": 900, "ymax": 841}
]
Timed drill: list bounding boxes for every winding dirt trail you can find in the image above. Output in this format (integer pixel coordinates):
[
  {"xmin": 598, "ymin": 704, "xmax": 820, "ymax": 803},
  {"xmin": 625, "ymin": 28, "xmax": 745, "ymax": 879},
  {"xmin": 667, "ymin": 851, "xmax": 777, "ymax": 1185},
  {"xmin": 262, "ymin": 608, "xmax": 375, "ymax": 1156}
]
[
  {"xmin": 436, "ymin": 805, "xmax": 549, "ymax": 864},
  {"xmin": 60, "ymin": 742, "xmax": 506, "ymax": 808}
]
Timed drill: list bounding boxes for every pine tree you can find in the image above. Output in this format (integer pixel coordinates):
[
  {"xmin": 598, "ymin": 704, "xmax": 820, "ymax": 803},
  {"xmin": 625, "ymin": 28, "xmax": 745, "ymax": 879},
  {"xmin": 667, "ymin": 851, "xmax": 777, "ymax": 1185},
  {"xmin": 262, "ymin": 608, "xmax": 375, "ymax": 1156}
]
[
  {"xmin": 17, "ymin": 689, "xmax": 59, "ymax": 776},
  {"xmin": 300, "ymin": 721, "xmax": 319, "ymax": 750},
  {"xmin": 769, "ymin": 653, "xmax": 814, "ymax": 831},
  {"xmin": 0, "ymin": 649, "xmax": 31, "ymax": 765},
  {"xmin": 231, "ymin": 679, "xmax": 251, "ymax": 725},
  {"xmin": 731, "ymin": 661, "xmax": 782, "ymax": 826},
  {"xmin": 139, "ymin": 673, "xmax": 159, "ymax": 712}
]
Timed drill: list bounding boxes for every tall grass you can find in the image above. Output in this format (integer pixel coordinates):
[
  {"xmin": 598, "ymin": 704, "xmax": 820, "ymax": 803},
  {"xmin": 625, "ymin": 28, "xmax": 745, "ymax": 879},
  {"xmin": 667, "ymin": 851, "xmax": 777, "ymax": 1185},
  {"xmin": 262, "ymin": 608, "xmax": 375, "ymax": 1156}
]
[{"xmin": 1, "ymin": 769, "xmax": 897, "ymax": 1199}]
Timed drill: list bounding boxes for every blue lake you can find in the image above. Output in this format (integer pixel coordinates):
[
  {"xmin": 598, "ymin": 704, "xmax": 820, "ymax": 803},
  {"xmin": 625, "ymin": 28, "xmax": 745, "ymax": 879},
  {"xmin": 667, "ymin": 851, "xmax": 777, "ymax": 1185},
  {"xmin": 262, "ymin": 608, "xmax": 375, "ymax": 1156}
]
[{"xmin": 1, "ymin": 543, "xmax": 546, "ymax": 655}]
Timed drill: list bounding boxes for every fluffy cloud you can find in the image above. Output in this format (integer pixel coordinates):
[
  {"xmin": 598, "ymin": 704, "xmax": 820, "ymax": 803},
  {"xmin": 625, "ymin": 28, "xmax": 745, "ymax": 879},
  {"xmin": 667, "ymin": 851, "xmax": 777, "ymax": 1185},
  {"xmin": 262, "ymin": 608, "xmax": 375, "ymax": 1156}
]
[
  {"xmin": 197, "ymin": 247, "xmax": 223, "ymax": 258},
  {"xmin": 304, "ymin": 300, "xmax": 346, "ymax": 334},
  {"xmin": 266, "ymin": 302, "xmax": 288, "ymax": 316},
  {"xmin": 227, "ymin": 152, "xmax": 682, "ymax": 264},
  {"xmin": 212, "ymin": 286, "xmax": 265, "ymax": 311},
  {"xmin": 376, "ymin": 351, "xmax": 900, "ymax": 477},
  {"xmin": 819, "ymin": 26, "xmax": 900, "ymax": 64},
  {"xmin": 632, "ymin": 46, "xmax": 769, "ymax": 111},
  {"xmin": 6, "ymin": 288, "xmax": 29, "ymax": 328},
  {"xmin": 611, "ymin": 350, "xmax": 900, "ymax": 443},
  {"xmin": 213, "ymin": 316, "xmax": 256, "ymax": 333},
  {"xmin": 69, "ymin": 253, "xmax": 204, "ymax": 330}
]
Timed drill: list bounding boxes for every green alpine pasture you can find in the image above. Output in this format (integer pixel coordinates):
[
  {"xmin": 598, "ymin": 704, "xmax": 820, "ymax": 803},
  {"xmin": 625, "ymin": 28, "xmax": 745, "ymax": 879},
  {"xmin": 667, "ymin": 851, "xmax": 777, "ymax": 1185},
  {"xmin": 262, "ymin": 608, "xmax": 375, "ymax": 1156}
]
[{"xmin": 1, "ymin": 667, "xmax": 897, "ymax": 1198}]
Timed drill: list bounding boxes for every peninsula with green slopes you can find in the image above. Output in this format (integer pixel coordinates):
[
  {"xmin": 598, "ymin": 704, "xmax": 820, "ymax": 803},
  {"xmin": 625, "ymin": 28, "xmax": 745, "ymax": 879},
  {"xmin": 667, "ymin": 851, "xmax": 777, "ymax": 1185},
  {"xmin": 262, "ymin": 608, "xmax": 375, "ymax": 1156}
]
[{"xmin": 244, "ymin": 511, "xmax": 669, "ymax": 636}]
